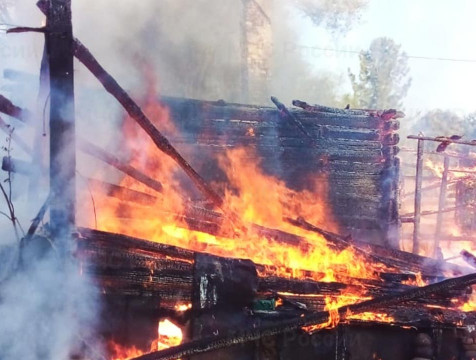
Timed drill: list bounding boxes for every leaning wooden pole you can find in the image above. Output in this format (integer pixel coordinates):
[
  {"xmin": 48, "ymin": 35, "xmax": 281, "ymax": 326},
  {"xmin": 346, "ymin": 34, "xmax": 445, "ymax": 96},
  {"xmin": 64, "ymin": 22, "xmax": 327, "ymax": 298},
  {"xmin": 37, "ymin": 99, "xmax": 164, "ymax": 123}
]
[
  {"xmin": 72, "ymin": 39, "xmax": 224, "ymax": 210},
  {"xmin": 46, "ymin": 0, "xmax": 76, "ymax": 254}
]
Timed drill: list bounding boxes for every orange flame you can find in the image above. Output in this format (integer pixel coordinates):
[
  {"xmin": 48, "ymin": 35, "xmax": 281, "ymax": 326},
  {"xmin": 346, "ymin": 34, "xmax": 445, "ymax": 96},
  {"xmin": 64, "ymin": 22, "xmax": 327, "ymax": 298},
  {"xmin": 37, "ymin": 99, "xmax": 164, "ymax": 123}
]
[{"xmin": 109, "ymin": 319, "xmax": 183, "ymax": 360}]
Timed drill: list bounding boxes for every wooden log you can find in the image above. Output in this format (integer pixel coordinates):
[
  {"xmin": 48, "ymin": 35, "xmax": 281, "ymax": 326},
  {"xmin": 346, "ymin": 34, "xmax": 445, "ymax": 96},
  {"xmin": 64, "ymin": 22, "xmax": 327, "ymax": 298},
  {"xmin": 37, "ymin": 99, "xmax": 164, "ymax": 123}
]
[
  {"xmin": 79, "ymin": 139, "xmax": 163, "ymax": 193},
  {"xmin": 162, "ymin": 96, "xmax": 400, "ymax": 131},
  {"xmin": 291, "ymin": 100, "xmax": 405, "ymax": 121}
]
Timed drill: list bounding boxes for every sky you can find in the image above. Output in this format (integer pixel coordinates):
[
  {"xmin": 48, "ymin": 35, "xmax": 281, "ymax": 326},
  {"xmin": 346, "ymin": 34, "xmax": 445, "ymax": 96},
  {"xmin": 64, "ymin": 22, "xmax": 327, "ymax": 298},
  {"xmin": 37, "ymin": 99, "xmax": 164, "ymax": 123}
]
[{"xmin": 294, "ymin": 0, "xmax": 476, "ymax": 115}]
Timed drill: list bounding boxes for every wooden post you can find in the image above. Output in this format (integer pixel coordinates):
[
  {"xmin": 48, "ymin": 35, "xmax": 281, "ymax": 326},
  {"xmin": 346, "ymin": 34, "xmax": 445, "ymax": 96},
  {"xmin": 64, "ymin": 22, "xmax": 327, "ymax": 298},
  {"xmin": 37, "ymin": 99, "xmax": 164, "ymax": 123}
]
[
  {"xmin": 434, "ymin": 155, "xmax": 450, "ymax": 257},
  {"xmin": 412, "ymin": 138, "xmax": 424, "ymax": 254},
  {"xmin": 45, "ymin": 0, "xmax": 75, "ymax": 254}
]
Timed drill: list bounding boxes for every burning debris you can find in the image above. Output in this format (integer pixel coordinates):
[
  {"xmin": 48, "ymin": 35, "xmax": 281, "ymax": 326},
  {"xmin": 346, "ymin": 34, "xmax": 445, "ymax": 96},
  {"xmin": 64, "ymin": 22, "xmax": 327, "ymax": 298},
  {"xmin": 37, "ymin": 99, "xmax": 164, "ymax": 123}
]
[{"xmin": 1, "ymin": 1, "xmax": 476, "ymax": 360}]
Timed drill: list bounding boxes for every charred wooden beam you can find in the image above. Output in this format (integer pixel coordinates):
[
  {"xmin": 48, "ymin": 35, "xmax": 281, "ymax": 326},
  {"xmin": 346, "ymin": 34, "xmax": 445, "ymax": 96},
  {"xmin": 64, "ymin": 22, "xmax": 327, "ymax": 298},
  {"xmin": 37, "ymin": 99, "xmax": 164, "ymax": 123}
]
[
  {"xmin": 86, "ymin": 178, "xmax": 157, "ymax": 206},
  {"xmin": 283, "ymin": 217, "xmax": 351, "ymax": 249},
  {"xmin": 271, "ymin": 96, "xmax": 316, "ymax": 144},
  {"xmin": 79, "ymin": 139, "xmax": 163, "ymax": 193},
  {"xmin": 70, "ymin": 38, "xmax": 226, "ymax": 215},
  {"xmin": 131, "ymin": 272, "xmax": 476, "ymax": 360},
  {"xmin": 0, "ymin": 94, "xmax": 30, "ymax": 122},
  {"xmin": 292, "ymin": 100, "xmax": 405, "ymax": 121},
  {"xmin": 162, "ymin": 96, "xmax": 400, "ymax": 131}
]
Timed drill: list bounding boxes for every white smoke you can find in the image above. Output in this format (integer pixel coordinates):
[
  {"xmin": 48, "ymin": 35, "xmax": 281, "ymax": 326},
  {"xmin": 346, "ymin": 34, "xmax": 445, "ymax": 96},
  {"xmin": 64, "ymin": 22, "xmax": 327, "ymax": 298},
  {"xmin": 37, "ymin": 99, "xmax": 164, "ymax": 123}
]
[{"xmin": 0, "ymin": 241, "xmax": 102, "ymax": 360}]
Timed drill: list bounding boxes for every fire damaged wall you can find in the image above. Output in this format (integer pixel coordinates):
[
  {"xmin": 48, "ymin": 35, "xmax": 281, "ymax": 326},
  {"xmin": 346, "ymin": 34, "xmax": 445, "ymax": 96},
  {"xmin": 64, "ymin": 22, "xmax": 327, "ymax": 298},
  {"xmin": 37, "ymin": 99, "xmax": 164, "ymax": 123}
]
[{"xmin": 160, "ymin": 96, "xmax": 401, "ymax": 247}]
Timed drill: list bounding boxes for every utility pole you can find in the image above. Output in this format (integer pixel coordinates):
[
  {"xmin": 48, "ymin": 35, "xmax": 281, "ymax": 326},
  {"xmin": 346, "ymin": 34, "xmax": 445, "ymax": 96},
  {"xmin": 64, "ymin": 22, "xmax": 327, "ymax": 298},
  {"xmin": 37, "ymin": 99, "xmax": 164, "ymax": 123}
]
[{"xmin": 45, "ymin": 0, "xmax": 75, "ymax": 256}]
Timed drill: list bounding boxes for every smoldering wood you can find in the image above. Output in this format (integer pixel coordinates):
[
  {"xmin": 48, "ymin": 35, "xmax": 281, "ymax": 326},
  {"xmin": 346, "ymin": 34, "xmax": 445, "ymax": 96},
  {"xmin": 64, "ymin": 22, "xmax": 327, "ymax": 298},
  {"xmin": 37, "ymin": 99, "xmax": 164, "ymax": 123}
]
[
  {"xmin": 78, "ymin": 229, "xmax": 467, "ymax": 314},
  {"xmin": 130, "ymin": 272, "xmax": 476, "ymax": 360},
  {"xmin": 86, "ymin": 178, "xmax": 157, "ymax": 206},
  {"xmin": 79, "ymin": 139, "xmax": 164, "ymax": 193},
  {"xmin": 69, "ymin": 38, "xmax": 227, "ymax": 214},
  {"xmin": 193, "ymin": 253, "xmax": 258, "ymax": 310},
  {"xmin": 291, "ymin": 100, "xmax": 405, "ymax": 121},
  {"xmin": 162, "ymin": 96, "xmax": 400, "ymax": 132},
  {"xmin": 270, "ymin": 96, "xmax": 315, "ymax": 143}
]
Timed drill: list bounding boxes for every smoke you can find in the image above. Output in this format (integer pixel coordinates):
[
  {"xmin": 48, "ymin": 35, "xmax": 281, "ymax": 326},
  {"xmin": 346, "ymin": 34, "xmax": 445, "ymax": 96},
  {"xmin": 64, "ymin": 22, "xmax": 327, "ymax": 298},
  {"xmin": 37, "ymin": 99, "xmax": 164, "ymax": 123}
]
[
  {"xmin": 0, "ymin": 1, "xmax": 368, "ymax": 358},
  {"xmin": 0, "ymin": 238, "xmax": 102, "ymax": 360}
]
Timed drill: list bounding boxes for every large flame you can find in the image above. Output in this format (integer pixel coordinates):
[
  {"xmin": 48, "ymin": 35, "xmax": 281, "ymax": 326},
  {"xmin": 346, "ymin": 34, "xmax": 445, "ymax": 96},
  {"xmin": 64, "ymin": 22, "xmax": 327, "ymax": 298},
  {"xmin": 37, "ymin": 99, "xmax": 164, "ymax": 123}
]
[{"xmin": 79, "ymin": 74, "xmax": 389, "ymax": 283}]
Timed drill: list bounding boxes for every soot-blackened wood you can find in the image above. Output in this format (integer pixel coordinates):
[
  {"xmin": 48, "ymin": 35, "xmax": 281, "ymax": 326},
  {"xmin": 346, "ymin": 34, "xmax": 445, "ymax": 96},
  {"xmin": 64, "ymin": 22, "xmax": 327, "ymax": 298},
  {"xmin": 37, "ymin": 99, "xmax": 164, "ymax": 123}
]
[
  {"xmin": 70, "ymin": 39, "xmax": 226, "ymax": 214},
  {"xmin": 162, "ymin": 96, "xmax": 400, "ymax": 131},
  {"xmin": 79, "ymin": 139, "xmax": 163, "ymax": 193},
  {"xmin": 86, "ymin": 178, "xmax": 157, "ymax": 206},
  {"xmin": 193, "ymin": 253, "xmax": 258, "ymax": 310},
  {"xmin": 271, "ymin": 96, "xmax": 315, "ymax": 144},
  {"xmin": 292, "ymin": 100, "xmax": 405, "ymax": 121},
  {"xmin": 131, "ymin": 273, "xmax": 476, "ymax": 360},
  {"xmin": 46, "ymin": 0, "xmax": 75, "ymax": 252},
  {"xmin": 77, "ymin": 228, "xmax": 196, "ymax": 261},
  {"xmin": 0, "ymin": 94, "xmax": 30, "ymax": 121}
]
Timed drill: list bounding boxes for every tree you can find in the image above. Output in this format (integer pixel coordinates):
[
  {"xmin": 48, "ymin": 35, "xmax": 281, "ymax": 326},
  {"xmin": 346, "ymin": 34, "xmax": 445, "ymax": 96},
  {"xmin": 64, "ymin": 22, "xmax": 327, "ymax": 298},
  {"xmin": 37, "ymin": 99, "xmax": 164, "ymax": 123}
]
[
  {"xmin": 295, "ymin": 0, "xmax": 369, "ymax": 32},
  {"xmin": 347, "ymin": 37, "xmax": 411, "ymax": 109}
]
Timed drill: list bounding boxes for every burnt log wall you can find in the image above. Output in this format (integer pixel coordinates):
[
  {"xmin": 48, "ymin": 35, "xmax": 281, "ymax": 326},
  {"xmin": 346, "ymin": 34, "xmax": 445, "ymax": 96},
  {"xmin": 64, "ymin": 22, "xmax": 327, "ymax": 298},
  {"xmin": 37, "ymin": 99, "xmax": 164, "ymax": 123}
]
[{"xmin": 161, "ymin": 97, "xmax": 401, "ymax": 247}]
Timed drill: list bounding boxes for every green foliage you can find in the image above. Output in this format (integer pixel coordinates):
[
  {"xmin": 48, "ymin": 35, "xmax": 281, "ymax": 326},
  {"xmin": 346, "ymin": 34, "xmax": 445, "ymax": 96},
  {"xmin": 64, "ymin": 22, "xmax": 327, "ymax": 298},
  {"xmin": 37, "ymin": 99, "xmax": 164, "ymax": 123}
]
[{"xmin": 347, "ymin": 37, "xmax": 411, "ymax": 109}]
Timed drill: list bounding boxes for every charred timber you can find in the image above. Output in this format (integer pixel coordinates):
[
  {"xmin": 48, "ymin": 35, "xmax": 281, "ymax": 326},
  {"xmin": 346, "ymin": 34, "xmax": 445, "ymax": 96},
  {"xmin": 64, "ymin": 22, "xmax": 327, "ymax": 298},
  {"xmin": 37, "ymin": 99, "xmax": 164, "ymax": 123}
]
[
  {"xmin": 270, "ymin": 96, "xmax": 315, "ymax": 144},
  {"xmin": 162, "ymin": 96, "xmax": 400, "ymax": 131},
  {"xmin": 69, "ymin": 38, "xmax": 227, "ymax": 214},
  {"xmin": 292, "ymin": 100, "xmax": 405, "ymax": 120},
  {"xmin": 86, "ymin": 178, "xmax": 157, "ymax": 206},
  {"xmin": 131, "ymin": 272, "xmax": 476, "ymax": 360},
  {"xmin": 79, "ymin": 139, "xmax": 163, "ymax": 193},
  {"xmin": 0, "ymin": 94, "xmax": 30, "ymax": 122}
]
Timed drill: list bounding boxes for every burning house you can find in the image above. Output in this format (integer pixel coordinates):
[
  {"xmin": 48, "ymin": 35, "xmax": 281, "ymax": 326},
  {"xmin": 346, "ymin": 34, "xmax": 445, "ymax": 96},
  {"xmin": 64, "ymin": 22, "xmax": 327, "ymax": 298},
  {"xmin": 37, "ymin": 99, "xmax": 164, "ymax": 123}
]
[{"xmin": 2, "ymin": 1, "xmax": 476, "ymax": 360}]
